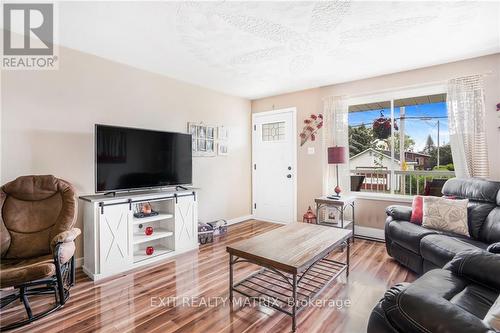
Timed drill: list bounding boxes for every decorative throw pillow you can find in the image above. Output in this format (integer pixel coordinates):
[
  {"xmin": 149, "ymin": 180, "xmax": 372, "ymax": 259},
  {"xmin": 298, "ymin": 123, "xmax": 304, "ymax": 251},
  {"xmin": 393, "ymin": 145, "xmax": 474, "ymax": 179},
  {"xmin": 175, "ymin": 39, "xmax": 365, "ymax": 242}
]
[
  {"xmin": 410, "ymin": 195, "xmax": 423, "ymax": 225},
  {"xmin": 422, "ymin": 196, "xmax": 469, "ymax": 237},
  {"xmin": 484, "ymin": 294, "xmax": 500, "ymax": 331}
]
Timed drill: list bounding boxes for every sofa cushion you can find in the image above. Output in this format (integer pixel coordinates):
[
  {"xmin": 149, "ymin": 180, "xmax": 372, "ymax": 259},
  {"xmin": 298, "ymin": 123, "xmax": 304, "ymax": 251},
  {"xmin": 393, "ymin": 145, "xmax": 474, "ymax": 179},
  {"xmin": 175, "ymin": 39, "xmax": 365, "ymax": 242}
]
[
  {"xmin": 387, "ymin": 220, "xmax": 437, "ymax": 254},
  {"xmin": 410, "ymin": 195, "xmax": 423, "ymax": 225},
  {"xmin": 0, "ymin": 255, "xmax": 55, "ymax": 288},
  {"xmin": 467, "ymin": 201, "xmax": 497, "ymax": 240},
  {"xmin": 379, "ymin": 270, "xmax": 494, "ymax": 333},
  {"xmin": 442, "ymin": 178, "xmax": 500, "ymax": 203},
  {"xmin": 420, "ymin": 234, "xmax": 488, "ymax": 268},
  {"xmin": 422, "ymin": 196, "xmax": 469, "ymax": 237},
  {"xmin": 480, "ymin": 207, "xmax": 500, "ymax": 244},
  {"xmin": 450, "ymin": 284, "xmax": 498, "ymax": 319}
]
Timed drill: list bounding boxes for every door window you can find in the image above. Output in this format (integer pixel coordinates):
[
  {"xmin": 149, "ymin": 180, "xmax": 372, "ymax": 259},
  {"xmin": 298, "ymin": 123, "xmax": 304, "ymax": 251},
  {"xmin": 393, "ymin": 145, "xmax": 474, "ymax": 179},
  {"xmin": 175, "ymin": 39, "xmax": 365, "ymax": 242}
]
[{"xmin": 262, "ymin": 122, "xmax": 285, "ymax": 141}]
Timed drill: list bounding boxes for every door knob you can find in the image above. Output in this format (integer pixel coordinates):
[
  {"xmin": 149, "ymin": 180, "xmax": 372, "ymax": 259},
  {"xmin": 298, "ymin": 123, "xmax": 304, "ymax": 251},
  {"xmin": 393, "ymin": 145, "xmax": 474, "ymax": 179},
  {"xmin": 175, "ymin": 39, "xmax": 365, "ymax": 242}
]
[{"xmin": 287, "ymin": 174, "xmax": 292, "ymax": 178}]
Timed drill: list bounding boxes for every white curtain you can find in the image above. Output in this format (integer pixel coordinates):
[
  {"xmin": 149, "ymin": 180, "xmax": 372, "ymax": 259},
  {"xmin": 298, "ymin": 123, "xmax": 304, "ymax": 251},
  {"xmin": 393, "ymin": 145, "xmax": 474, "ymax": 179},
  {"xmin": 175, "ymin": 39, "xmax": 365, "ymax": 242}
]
[
  {"xmin": 447, "ymin": 75, "xmax": 489, "ymax": 178},
  {"xmin": 323, "ymin": 95, "xmax": 349, "ymax": 195}
]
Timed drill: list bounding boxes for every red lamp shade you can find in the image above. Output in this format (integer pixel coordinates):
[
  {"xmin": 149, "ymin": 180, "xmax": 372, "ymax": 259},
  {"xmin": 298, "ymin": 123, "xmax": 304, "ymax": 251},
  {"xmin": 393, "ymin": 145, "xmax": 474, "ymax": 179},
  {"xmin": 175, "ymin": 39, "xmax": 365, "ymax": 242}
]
[{"xmin": 328, "ymin": 146, "xmax": 346, "ymax": 164}]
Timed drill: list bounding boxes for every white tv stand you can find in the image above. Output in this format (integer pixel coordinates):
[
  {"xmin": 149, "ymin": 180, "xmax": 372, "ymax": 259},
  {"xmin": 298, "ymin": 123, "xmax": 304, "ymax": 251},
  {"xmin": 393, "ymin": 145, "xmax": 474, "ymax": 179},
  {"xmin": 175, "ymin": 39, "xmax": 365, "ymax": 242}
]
[{"xmin": 80, "ymin": 188, "xmax": 198, "ymax": 281}]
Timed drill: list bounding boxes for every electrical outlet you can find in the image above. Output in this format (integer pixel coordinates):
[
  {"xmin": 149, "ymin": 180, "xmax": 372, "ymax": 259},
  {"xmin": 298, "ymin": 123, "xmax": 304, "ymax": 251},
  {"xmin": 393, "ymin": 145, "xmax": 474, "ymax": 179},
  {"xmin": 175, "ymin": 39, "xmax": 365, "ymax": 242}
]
[{"xmin": 307, "ymin": 147, "xmax": 315, "ymax": 155}]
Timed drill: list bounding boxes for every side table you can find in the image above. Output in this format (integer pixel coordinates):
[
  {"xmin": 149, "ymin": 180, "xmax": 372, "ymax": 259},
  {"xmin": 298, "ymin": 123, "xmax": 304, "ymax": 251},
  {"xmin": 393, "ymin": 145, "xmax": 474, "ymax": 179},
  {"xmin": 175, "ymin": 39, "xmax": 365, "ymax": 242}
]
[{"xmin": 315, "ymin": 196, "xmax": 355, "ymax": 243}]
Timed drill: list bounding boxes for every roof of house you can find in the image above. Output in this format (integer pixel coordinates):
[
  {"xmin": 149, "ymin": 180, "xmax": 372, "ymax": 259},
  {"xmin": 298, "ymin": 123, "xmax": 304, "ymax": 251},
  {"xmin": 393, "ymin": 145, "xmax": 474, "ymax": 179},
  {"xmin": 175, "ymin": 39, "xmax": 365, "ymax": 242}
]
[
  {"xmin": 350, "ymin": 148, "xmax": 400, "ymax": 163},
  {"xmin": 350, "ymin": 148, "xmax": 425, "ymax": 164},
  {"xmin": 381, "ymin": 150, "xmax": 431, "ymax": 161}
]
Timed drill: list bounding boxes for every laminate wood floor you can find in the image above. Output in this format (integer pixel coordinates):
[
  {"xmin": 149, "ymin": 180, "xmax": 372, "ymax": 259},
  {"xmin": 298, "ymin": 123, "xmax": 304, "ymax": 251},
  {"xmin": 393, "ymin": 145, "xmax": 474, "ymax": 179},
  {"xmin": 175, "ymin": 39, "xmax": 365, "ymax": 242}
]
[{"xmin": 2, "ymin": 220, "xmax": 416, "ymax": 333}]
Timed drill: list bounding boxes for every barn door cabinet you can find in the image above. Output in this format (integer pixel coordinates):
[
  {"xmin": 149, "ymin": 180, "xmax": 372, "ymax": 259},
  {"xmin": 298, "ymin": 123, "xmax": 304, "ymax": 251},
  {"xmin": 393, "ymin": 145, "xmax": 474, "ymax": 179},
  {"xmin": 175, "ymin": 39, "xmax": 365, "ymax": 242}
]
[{"xmin": 80, "ymin": 189, "xmax": 198, "ymax": 281}]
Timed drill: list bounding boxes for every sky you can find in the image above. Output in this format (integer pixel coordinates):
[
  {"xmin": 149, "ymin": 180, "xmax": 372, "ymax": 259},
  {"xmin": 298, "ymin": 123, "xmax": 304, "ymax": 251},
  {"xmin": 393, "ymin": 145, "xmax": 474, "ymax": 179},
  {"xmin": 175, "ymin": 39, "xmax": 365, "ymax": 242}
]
[{"xmin": 348, "ymin": 102, "xmax": 449, "ymax": 152}]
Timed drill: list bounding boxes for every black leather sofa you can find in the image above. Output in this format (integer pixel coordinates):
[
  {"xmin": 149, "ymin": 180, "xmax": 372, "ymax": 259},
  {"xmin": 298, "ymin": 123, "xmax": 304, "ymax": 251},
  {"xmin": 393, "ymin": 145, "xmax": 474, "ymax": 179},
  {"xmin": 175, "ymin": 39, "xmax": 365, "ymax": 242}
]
[
  {"xmin": 385, "ymin": 178, "xmax": 500, "ymax": 274},
  {"xmin": 367, "ymin": 178, "xmax": 500, "ymax": 333},
  {"xmin": 368, "ymin": 250, "xmax": 500, "ymax": 333}
]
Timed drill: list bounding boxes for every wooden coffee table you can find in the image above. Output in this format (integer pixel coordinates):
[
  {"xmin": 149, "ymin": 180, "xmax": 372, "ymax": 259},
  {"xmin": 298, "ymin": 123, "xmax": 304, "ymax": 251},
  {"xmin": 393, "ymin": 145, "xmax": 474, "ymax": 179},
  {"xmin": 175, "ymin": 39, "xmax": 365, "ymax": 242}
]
[{"xmin": 227, "ymin": 223, "xmax": 352, "ymax": 332}]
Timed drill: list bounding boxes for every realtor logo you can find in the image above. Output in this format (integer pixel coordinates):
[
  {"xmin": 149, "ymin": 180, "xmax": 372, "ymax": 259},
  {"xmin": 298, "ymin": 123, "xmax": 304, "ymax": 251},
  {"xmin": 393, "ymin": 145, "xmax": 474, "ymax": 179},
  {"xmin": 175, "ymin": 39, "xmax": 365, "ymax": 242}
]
[{"xmin": 2, "ymin": 3, "xmax": 58, "ymax": 69}]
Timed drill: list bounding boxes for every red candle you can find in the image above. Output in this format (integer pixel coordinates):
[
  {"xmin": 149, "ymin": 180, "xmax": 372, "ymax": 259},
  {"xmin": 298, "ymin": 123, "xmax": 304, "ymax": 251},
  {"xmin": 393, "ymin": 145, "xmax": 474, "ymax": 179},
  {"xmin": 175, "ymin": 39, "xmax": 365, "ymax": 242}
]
[
  {"xmin": 146, "ymin": 246, "xmax": 154, "ymax": 255},
  {"xmin": 145, "ymin": 226, "xmax": 153, "ymax": 236}
]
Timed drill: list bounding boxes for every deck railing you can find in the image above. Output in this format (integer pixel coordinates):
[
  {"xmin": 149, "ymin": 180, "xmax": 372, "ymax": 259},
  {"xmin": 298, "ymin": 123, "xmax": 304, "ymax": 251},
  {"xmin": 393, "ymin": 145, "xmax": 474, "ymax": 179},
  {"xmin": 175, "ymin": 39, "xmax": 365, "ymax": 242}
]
[{"xmin": 350, "ymin": 169, "xmax": 455, "ymax": 196}]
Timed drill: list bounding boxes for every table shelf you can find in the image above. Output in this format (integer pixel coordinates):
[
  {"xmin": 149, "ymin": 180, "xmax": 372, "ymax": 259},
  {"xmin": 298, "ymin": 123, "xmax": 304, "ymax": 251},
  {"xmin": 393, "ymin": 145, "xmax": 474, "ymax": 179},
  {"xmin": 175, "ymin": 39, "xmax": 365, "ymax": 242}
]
[
  {"xmin": 133, "ymin": 246, "xmax": 173, "ymax": 263},
  {"xmin": 132, "ymin": 213, "xmax": 173, "ymax": 225},
  {"xmin": 133, "ymin": 230, "xmax": 173, "ymax": 245}
]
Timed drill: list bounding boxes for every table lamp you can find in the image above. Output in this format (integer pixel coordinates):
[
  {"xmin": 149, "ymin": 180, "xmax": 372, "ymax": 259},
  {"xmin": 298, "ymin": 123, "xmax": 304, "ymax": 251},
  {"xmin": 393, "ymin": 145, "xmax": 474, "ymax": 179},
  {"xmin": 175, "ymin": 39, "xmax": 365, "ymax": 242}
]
[{"xmin": 328, "ymin": 146, "xmax": 346, "ymax": 199}]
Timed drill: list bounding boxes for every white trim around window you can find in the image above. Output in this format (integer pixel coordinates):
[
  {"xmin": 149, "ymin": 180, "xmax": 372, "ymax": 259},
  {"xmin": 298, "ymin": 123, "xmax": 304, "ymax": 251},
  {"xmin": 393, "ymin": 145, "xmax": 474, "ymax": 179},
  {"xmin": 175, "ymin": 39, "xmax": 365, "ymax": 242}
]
[{"xmin": 347, "ymin": 83, "xmax": 447, "ymax": 107}]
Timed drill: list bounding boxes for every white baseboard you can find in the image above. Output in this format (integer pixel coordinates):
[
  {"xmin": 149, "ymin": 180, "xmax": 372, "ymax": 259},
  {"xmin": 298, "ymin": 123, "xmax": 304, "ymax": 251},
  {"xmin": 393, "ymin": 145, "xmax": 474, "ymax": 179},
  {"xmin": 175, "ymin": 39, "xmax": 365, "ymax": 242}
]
[
  {"xmin": 75, "ymin": 257, "xmax": 84, "ymax": 268},
  {"xmin": 355, "ymin": 225, "xmax": 385, "ymax": 240},
  {"xmin": 226, "ymin": 214, "xmax": 254, "ymax": 225}
]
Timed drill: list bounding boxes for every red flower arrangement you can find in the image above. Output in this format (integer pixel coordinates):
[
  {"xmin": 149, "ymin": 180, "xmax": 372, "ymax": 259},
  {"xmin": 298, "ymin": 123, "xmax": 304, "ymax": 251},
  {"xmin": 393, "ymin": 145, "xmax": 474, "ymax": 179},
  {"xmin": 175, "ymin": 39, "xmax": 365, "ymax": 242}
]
[
  {"xmin": 373, "ymin": 111, "xmax": 398, "ymax": 140},
  {"xmin": 300, "ymin": 114, "xmax": 323, "ymax": 146}
]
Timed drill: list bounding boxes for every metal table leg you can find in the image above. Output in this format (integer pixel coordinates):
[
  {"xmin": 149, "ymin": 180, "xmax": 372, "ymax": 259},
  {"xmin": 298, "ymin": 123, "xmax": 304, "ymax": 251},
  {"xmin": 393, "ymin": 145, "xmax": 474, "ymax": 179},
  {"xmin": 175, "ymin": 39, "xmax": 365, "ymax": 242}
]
[
  {"xmin": 351, "ymin": 202, "xmax": 355, "ymax": 243},
  {"xmin": 229, "ymin": 254, "xmax": 234, "ymax": 301},
  {"xmin": 346, "ymin": 240, "xmax": 350, "ymax": 277},
  {"xmin": 292, "ymin": 273, "xmax": 297, "ymax": 332}
]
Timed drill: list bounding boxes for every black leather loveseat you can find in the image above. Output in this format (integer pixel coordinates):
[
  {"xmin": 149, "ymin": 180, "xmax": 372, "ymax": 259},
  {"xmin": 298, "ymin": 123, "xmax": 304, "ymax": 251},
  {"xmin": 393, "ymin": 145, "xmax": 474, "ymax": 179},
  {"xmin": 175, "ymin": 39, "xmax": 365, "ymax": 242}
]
[
  {"xmin": 385, "ymin": 178, "xmax": 500, "ymax": 274},
  {"xmin": 368, "ymin": 250, "xmax": 500, "ymax": 333}
]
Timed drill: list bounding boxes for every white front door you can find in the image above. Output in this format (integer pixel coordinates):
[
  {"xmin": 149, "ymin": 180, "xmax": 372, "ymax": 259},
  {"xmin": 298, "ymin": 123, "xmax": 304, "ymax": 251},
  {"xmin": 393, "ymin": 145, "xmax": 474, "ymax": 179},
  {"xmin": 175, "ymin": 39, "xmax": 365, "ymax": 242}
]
[{"xmin": 252, "ymin": 108, "xmax": 297, "ymax": 224}]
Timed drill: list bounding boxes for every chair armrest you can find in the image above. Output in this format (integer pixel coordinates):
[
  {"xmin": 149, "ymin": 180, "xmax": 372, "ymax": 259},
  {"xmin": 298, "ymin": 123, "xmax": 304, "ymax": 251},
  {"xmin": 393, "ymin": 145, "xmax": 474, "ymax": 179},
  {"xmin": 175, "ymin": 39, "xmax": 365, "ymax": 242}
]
[
  {"xmin": 50, "ymin": 228, "xmax": 81, "ymax": 249},
  {"xmin": 380, "ymin": 281, "xmax": 494, "ymax": 333},
  {"xmin": 51, "ymin": 228, "xmax": 81, "ymax": 265},
  {"xmin": 444, "ymin": 250, "xmax": 500, "ymax": 290},
  {"xmin": 487, "ymin": 242, "xmax": 500, "ymax": 254},
  {"xmin": 385, "ymin": 205, "xmax": 412, "ymax": 221}
]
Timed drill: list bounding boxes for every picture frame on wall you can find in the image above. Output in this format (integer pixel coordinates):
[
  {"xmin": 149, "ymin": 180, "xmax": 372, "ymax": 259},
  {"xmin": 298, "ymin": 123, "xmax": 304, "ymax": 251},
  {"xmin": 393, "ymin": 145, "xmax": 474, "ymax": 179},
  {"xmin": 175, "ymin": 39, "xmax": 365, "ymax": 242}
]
[
  {"xmin": 198, "ymin": 126, "xmax": 206, "ymax": 139},
  {"xmin": 217, "ymin": 126, "xmax": 229, "ymax": 156},
  {"xmin": 188, "ymin": 122, "xmax": 217, "ymax": 157},
  {"xmin": 206, "ymin": 140, "xmax": 214, "ymax": 153},
  {"xmin": 207, "ymin": 127, "xmax": 215, "ymax": 139},
  {"xmin": 218, "ymin": 126, "xmax": 228, "ymax": 141},
  {"xmin": 198, "ymin": 139, "xmax": 206, "ymax": 151},
  {"xmin": 218, "ymin": 142, "xmax": 228, "ymax": 156},
  {"xmin": 191, "ymin": 138, "xmax": 197, "ymax": 152}
]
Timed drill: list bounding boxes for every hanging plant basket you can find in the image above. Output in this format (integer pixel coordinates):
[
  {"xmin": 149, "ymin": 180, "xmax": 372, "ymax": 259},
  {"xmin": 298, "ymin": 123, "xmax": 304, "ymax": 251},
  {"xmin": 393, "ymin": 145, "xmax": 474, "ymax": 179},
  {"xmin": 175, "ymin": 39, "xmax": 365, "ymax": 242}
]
[{"xmin": 372, "ymin": 111, "xmax": 398, "ymax": 140}]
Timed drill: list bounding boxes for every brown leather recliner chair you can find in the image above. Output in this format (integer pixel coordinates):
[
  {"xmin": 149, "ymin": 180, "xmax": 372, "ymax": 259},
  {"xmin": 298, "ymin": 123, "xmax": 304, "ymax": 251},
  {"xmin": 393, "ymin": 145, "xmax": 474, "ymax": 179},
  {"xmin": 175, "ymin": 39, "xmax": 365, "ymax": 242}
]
[{"xmin": 0, "ymin": 175, "xmax": 81, "ymax": 330}]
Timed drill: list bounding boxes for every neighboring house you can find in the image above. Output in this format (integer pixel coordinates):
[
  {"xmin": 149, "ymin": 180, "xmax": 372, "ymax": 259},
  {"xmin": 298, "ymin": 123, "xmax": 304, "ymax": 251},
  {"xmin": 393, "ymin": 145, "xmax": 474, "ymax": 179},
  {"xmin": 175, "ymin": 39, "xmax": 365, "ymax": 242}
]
[
  {"xmin": 349, "ymin": 148, "xmax": 418, "ymax": 171},
  {"xmin": 406, "ymin": 151, "xmax": 431, "ymax": 169},
  {"xmin": 350, "ymin": 148, "xmax": 423, "ymax": 192},
  {"xmin": 350, "ymin": 148, "xmax": 431, "ymax": 170}
]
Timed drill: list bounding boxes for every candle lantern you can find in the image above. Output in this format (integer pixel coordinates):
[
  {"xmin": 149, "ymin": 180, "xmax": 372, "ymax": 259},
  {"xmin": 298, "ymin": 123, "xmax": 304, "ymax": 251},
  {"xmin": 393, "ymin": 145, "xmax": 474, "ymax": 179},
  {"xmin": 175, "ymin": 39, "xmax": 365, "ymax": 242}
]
[{"xmin": 303, "ymin": 206, "xmax": 317, "ymax": 224}]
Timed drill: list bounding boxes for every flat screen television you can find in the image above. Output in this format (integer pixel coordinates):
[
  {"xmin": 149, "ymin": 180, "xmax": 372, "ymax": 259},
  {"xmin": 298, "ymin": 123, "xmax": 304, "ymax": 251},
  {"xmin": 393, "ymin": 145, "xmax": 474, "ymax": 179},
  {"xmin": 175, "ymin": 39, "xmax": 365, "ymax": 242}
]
[{"xmin": 95, "ymin": 124, "xmax": 192, "ymax": 193}]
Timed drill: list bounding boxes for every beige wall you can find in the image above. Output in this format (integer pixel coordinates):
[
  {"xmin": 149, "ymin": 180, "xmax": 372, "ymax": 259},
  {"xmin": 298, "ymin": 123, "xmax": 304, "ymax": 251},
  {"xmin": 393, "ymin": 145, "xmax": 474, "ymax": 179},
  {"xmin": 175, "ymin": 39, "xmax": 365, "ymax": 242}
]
[
  {"xmin": 1, "ymin": 46, "xmax": 252, "ymax": 260},
  {"xmin": 252, "ymin": 54, "xmax": 500, "ymax": 228}
]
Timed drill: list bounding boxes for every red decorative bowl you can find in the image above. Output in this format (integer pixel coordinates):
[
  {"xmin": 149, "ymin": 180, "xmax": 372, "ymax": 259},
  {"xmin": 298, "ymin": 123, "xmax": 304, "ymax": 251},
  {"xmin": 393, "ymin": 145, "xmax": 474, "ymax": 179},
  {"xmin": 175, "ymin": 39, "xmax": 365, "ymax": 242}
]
[
  {"xmin": 145, "ymin": 226, "xmax": 153, "ymax": 236},
  {"xmin": 146, "ymin": 246, "xmax": 154, "ymax": 256}
]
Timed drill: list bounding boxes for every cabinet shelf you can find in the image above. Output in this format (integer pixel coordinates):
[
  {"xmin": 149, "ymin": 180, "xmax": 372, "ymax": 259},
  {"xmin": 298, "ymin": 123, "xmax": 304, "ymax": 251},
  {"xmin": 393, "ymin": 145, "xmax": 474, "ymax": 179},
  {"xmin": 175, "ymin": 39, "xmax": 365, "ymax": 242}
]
[
  {"xmin": 133, "ymin": 246, "xmax": 173, "ymax": 263},
  {"xmin": 133, "ymin": 230, "xmax": 173, "ymax": 245},
  {"xmin": 132, "ymin": 213, "xmax": 173, "ymax": 225}
]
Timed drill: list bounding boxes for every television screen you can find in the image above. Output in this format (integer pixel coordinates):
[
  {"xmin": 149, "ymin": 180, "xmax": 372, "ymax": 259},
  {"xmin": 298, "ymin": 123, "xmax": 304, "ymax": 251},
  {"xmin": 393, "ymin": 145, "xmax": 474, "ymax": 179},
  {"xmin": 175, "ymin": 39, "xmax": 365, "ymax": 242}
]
[{"xmin": 95, "ymin": 124, "xmax": 192, "ymax": 192}]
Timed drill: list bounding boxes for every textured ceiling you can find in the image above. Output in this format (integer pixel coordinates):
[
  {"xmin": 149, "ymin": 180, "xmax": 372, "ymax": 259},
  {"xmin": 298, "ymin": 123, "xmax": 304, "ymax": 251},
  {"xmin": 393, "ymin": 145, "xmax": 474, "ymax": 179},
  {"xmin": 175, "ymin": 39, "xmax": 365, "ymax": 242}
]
[{"xmin": 59, "ymin": 1, "xmax": 500, "ymax": 99}]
